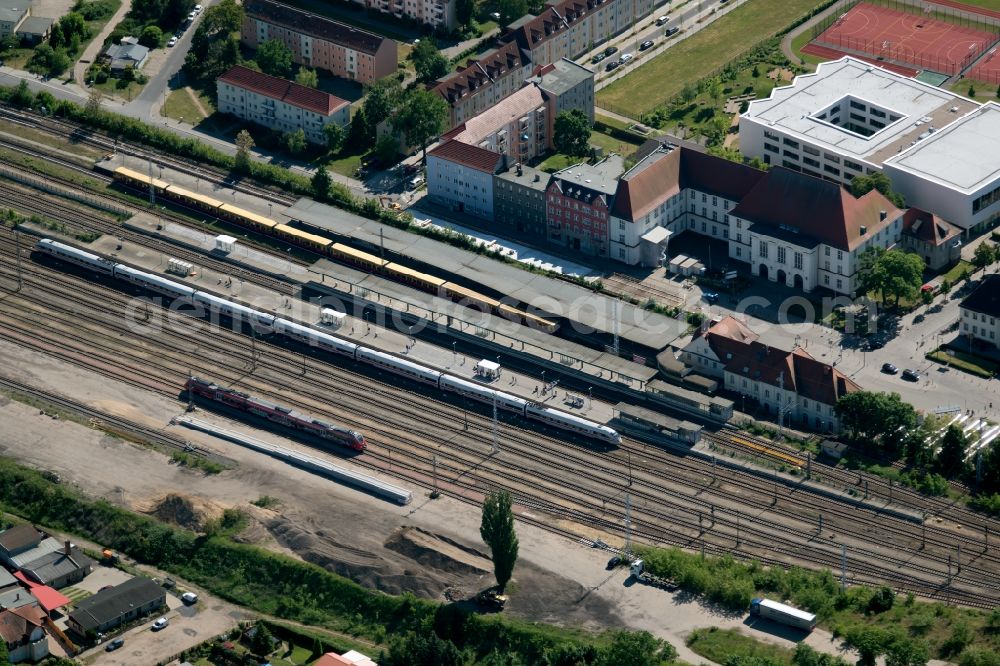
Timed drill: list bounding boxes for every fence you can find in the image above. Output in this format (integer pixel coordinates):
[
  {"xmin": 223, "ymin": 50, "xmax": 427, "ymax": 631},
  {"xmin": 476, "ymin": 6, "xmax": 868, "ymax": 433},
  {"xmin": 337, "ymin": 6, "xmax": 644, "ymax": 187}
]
[
  {"xmin": 818, "ymin": 32, "xmax": 993, "ymax": 74},
  {"xmin": 811, "ymin": 0, "xmax": 1000, "ymax": 40}
]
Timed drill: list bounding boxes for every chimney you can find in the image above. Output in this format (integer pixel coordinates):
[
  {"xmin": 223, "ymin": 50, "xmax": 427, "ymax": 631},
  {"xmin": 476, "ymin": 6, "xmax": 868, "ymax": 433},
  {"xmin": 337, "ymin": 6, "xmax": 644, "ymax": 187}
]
[
  {"xmin": 879, "ymin": 210, "xmax": 887, "ymax": 221},
  {"xmin": 64, "ymin": 540, "xmax": 71, "ymax": 556}
]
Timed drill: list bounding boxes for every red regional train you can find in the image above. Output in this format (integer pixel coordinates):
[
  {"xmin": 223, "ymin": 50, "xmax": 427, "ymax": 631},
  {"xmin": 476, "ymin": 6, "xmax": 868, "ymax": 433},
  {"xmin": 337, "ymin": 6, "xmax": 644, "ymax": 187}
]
[{"xmin": 185, "ymin": 377, "xmax": 366, "ymax": 451}]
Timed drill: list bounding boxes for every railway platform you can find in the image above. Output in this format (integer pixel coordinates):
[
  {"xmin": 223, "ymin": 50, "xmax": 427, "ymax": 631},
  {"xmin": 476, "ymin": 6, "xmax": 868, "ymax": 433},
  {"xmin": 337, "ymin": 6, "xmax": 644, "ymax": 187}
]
[{"xmin": 85, "ymin": 228, "xmax": 622, "ymax": 427}]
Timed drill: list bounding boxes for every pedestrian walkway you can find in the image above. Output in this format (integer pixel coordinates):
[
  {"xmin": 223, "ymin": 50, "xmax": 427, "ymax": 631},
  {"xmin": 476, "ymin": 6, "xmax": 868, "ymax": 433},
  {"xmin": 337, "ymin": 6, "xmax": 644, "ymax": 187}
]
[{"xmin": 73, "ymin": 0, "xmax": 134, "ymax": 88}]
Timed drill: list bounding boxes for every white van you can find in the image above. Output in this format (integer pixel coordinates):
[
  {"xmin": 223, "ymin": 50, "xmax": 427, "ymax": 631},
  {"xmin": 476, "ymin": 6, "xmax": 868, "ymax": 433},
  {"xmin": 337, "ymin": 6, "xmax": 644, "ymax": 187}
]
[{"xmin": 655, "ymin": 15, "xmax": 670, "ymax": 25}]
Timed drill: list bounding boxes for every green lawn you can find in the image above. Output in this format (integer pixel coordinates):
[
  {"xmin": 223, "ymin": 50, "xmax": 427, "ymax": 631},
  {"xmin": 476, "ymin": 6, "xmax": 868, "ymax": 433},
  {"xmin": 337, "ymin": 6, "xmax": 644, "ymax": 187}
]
[
  {"xmin": 927, "ymin": 347, "xmax": 999, "ymax": 378},
  {"xmin": 91, "ymin": 77, "xmax": 144, "ymax": 101},
  {"xmin": 790, "ymin": 28, "xmax": 824, "ymax": 66},
  {"xmin": 940, "ymin": 259, "xmax": 973, "ymax": 283},
  {"xmin": 538, "ymin": 153, "xmax": 578, "ymax": 172},
  {"xmin": 597, "ymin": 0, "xmax": 826, "ymax": 116},
  {"xmin": 160, "ymin": 87, "xmax": 213, "ymax": 123},
  {"xmin": 687, "ymin": 627, "xmax": 795, "ymax": 666},
  {"xmin": 589, "ymin": 128, "xmax": 642, "ymax": 156}
]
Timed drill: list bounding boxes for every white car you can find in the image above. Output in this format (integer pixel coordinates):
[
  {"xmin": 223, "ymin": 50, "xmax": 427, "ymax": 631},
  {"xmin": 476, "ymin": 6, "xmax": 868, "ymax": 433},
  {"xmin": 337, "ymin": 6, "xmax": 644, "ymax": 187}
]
[
  {"xmin": 167, "ymin": 36, "xmax": 178, "ymax": 47},
  {"xmin": 619, "ymin": 52, "xmax": 634, "ymax": 63},
  {"xmin": 194, "ymin": 3, "xmax": 203, "ymax": 10},
  {"xmin": 180, "ymin": 592, "xmax": 198, "ymax": 604},
  {"xmin": 187, "ymin": 10, "xmax": 196, "ymax": 20},
  {"xmin": 151, "ymin": 617, "xmax": 169, "ymax": 631}
]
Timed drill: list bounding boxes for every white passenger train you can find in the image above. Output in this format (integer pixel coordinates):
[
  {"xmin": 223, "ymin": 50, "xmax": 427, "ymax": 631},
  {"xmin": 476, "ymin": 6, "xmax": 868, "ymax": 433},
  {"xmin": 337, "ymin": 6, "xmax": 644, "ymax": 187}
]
[{"xmin": 36, "ymin": 239, "xmax": 622, "ymax": 446}]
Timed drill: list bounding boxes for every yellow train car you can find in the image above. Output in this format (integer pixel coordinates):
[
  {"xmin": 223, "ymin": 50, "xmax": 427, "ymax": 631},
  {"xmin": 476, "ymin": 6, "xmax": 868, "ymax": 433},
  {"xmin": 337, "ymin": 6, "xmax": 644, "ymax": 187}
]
[
  {"xmin": 442, "ymin": 282, "xmax": 500, "ymax": 311},
  {"xmin": 164, "ymin": 185, "xmax": 226, "ymax": 214},
  {"xmin": 217, "ymin": 203, "xmax": 278, "ymax": 232},
  {"xmin": 498, "ymin": 303, "xmax": 558, "ymax": 333},
  {"xmin": 112, "ymin": 166, "xmax": 170, "ymax": 193},
  {"xmin": 330, "ymin": 243, "xmax": 388, "ymax": 272},
  {"xmin": 385, "ymin": 262, "xmax": 446, "ymax": 291},
  {"xmin": 273, "ymin": 223, "xmax": 333, "ymax": 253}
]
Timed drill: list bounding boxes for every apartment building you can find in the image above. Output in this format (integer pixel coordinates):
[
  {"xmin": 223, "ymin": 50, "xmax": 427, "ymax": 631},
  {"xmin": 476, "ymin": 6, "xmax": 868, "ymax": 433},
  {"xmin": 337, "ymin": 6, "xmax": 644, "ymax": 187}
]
[
  {"xmin": 0, "ymin": 0, "xmax": 29, "ymax": 39},
  {"xmin": 502, "ymin": 0, "xmax": 658, "ymax": 67},
  {"xmin": 356, "ymin": 0, "xmax": 455, "ymax": 30},
  {"xmin": 960, "ymin": 274, "xmax": 1000, "ymax": 349},
  {"xmin": 546, "ymin": 155, "xmax": 625, "ymax": 256},
  {"xmin": 432, "ymin": 42, "xmax": 533, "ymax": 128},
  {"xmin": 243, "ymin": 0, "xmax": 397, "ymax": 83},
  {"xmin": 218, "ymin": 65, "xmax": 350, "ymax": 145},
  {"xmin": 494, "ymin": 163, "xmax": 549, "ymax": 239},
  {"xmin": 442, "ymin": 84, "xmax": 549, "ymax": 163},
  {"xmin": 681, "ymin": 316, "xmax": 860, "ymax": 432},
  {"xmin": 427, "ymin": 139, "xmax": 506, "ymax": 219}
]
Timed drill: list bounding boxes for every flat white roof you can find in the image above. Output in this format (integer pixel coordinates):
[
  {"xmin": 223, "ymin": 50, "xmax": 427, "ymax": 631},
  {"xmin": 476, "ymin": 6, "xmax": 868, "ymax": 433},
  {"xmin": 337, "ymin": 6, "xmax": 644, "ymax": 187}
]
[
  {"xmin": 758, "ymin": 598, "xmax": 816, "ymax": 621},
  {"xmin": 885, "ymin": 102, "xmax": 1000, "ymax": 192},
  {"xmin": 743, "ymin": 57, "xmax": 976, "ymax": 165}
]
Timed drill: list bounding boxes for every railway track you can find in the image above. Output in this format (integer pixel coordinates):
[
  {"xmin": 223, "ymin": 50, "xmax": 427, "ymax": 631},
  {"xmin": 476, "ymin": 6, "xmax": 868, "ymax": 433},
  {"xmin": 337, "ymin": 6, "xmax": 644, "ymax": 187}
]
[
  {"xmin": 0, "ymin": 106, "xmax": 297, "ymax": 206},
  {"xmin": 1, "ymin": 235, "xmax": 998, "ymax": 607},
  {"xmin": 603, "ymin": 273, "xmax": 684, "ymax": 307}
]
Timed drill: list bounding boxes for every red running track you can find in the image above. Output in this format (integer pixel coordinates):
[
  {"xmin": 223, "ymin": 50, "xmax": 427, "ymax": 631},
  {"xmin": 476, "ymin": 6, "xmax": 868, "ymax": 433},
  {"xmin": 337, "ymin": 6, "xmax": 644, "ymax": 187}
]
[{"xmin": 813, "ymin": 1, "xmax": 1000, "ymax": 74}]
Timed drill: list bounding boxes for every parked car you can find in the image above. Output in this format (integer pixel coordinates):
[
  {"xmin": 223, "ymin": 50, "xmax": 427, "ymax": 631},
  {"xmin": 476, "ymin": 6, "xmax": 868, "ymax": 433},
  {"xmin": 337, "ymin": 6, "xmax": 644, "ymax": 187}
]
[
  {"xmin": 703, "ymin": 291, "xmax": 719, "ymax": 304},
  {"xmin": 881, "ymin": 363, "xmax": 898, "ymax": 374},
  {"xmin": 167, "ymin": 36, "xmax": 177, "ymax": 47},
  {"xmin": 640, "ymin": 39, "xmax": 654, "ymax": 51},
  {"xmin": 620, "ymin": 52, "xmax": 634, "ymax": 63},
  {"xmin": 181, "ymin": 592, "xmax": 198, "ymax": 604},
  {"xmin": 604, "ymin": 45, "xmax": 618, "ymax": 56},
  {"xmin": 490, "ymin": 11, "xmax": 500, "ymax": 19},
  {"xmin": 476, "ymin": 589, "xmax": 508, "ymax": 610},
  {"xmin": 665, "ymin": 26, "xmax": 680, "ymax": 36},
  {"xmin": 655, "ymin": 15, "xmax": 670, "ymax": 25},
  {"xmin": 152, "ymin": 617, "xmax": 169, "ymax": 631},
  {"xmin": 194, "ymin": 3, "xmax": 203, "ymax": 10},
  {"xmin": 591, "ymin": 52, "xmax": 607, "ymax": 64},
  {"xmin": 902, "ymin": 369, "xmax": 920, "ymax": 381},
  {"xmin": 605, "ymin": 60, "xmax": 620, "ymax": 71},
  {"xmin": 606, "ymin": 555, "xmax": 621, "ymax": 570},
  {"xmin": 105, "ymin": 638, "xmax": 124, "ymax": 652},
  {"xmin": 187, "ymin": 10, "xmax": 196, "ymax": 20}
]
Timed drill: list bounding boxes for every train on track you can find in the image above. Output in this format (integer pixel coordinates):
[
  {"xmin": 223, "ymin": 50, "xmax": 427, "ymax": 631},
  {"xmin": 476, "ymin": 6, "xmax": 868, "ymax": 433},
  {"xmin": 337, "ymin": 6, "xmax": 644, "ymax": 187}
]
[
  {"xmin": 36, "ymin": 238, "xmax": 621, "ymax": 447},
  {"xmin": 109, "ymin": 166, "xmax": 557, "ymax": 333},
  {"xmin": 185, "ymin": 376, "xmax": 367, "ymax": 451}
]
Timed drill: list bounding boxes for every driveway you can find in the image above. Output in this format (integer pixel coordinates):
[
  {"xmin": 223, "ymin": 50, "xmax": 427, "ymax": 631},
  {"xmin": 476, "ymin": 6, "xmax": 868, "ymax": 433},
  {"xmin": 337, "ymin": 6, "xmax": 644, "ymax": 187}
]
[{"xmin": 73, "ymin": 0, "xmax": 134, "ymax": 88}]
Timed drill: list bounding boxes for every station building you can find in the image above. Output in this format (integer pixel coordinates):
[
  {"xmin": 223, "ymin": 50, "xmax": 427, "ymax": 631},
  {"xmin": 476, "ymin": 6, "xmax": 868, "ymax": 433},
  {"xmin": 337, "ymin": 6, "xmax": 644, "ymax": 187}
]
[
  {"xmin": 740, "ymin": 57, "xmax": 1000, "ymax": 233},
  {"xmin": 959, "ymin": 274, "xmax": 1000, "ymax": 349}
]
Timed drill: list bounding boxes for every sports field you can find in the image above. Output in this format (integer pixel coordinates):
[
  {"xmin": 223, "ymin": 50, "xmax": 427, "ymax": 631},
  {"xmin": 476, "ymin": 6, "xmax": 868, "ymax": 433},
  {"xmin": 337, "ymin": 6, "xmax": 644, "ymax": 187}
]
[
  {"xmin": 596, "ymin": 0, "xmax": 826, "ymax": 116},
  {"xmin": 812, "ymin": 2, "xmax": 1000, "ymax": 74}
]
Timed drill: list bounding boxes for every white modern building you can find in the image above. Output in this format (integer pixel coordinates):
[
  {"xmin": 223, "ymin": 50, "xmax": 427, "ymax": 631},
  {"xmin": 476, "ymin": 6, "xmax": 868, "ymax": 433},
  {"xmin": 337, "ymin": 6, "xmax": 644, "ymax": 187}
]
[
  {"xmin": 217, "ymin": 65, "xmax": 350, "ymax": 145},
  {"xmin": 427, "ymin": 139, "xmax": 505, "ymax": 219},
  {"xmin": 740, "ymin": 57, "xmax": 1000, "ymax": 232},
  {"xmin": 959, "ymin": 274, "xmax": 1000, "ymax": 349}
]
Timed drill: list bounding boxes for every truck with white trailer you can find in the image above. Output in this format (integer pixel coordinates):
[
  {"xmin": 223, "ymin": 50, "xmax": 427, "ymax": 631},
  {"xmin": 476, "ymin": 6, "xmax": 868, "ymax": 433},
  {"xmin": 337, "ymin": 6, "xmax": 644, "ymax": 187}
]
[
  {"xmin": 749, "ymin": 598, "xmax": 816, "ymax": 631},
  {"xmin": 629, "ymin": 560, "xmax": 678, "ymax": 591}
]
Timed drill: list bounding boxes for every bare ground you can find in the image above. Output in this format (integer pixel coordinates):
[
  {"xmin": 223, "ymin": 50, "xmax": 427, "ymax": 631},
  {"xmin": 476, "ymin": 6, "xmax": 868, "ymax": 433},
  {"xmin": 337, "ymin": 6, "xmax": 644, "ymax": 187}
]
[{"xmin": 0, "ymin": 337, "xmax": 862, "ymax": 663}]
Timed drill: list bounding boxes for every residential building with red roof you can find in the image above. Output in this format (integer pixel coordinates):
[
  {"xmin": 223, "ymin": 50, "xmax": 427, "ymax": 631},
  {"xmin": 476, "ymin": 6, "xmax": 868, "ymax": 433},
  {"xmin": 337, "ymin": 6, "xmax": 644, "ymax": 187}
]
[
  {"xmin": 427, "ymin": 139, "xmax": 506, "ymax": 219},
  {"xmin": 431, "ymin": 42, "xmax": 534, "ymax": 129},
  {"xmin": 899, "ymin": 207, "xmax": 962, "ymax": 270},
  {"xmin": 313, "ymin": 649, "xmax": 378, "ymax": 666},
  {"xmin": 0, "ymin": 605, "xmax": 49, "ymax": 663},
  {"xmin": 217, "ymin": 65, "xmax": 350, "ymax": 145},
  {"xmin": 242, "ymin": 0, "xmax": 397, "ymax": 83},
  {"xmin": 681, "ymin": 316, "xmax": 860, "ymax": 432},
  {"xmin": 546, "ymin": 154, "xmax": 625, "ymax": 256}
]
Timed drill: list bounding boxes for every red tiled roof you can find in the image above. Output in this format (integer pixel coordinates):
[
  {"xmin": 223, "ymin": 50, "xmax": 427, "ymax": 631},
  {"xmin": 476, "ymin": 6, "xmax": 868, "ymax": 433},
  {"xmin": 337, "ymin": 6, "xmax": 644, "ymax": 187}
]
[
  {"xmin": 902, "ymin": 208, "xmax": 960, "ymax": 246},
  {"xmin": 502, "ymin": 0, "xmax": 609, "ymax": 52},
  {"xmin": 431, "ymin": 42, "xmax": 527, "ymax": 105},
  {"xmin": 702, "ymin": 316, "xmax": 860, "ymax": 406},
  {"xmin": 429, "ymin": 139, "xmax": 505, "ymax": 173},
  {"xmin": 244, "ymin": 0, "xmax": 388, "ymax": 55},
  {"xmin": 0, "ymin": 606, "xmax": 44, "ymax": 644},
  {"xmin": 218, "ymin": 65, "xmax": 348, "ymax": 116},
  {"xmin": 11, "ymin": 574, "xmax": 69, "ymax": 612},
  {"xmin": 679, "ymin": 149, "xmax": 766, "ymax": 202},
  {"xmin": 730, "ymin": 167, "xmax": 900, "ymax": 251}
]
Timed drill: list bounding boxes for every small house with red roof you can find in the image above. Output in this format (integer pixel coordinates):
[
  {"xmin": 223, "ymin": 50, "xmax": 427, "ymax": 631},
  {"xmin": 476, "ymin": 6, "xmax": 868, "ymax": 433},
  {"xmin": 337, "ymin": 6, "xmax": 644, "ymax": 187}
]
[
  {"xmin": 681, "ymin": 316, "xmax": 860, "ymax": 431},
  {"xmin": 0, "ymin": 605, "xmax": 49, "ymax": 663},
  {"xmin": 217, "ymin": 65, "xmax": 351, "ymax": 146},
  {"xmin": 427, "ymin": 139, "xmax": 506, "ymax": 219},
  {"xmin": 899, "ymin": 207, "xmax": 962, "ymax": 270}
]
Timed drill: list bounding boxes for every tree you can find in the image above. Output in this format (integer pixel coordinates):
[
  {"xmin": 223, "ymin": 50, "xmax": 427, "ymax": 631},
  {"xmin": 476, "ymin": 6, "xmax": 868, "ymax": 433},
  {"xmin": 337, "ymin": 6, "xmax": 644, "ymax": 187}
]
[
  {"xmin": 85, "ymin": 88, "xmax": 103, "ymax": 116},
  {"xmin": 972, "ymin": 242, "xmax": 996, "ymax": 273},
  {"xmin": 456, "ymin": 0, "xmax": 474, "ymax": 26},
  {"xmin": 0, "ymin": 631, "xmax": 8, "ymax": 665},
  {"xmin": 411, "ymin": 39, "xmax": 449, "ymax": 83},
  {"xmin": 868, "ymin": 586, "xmax": 895, "ymax": 613},
  {"xmin": 295, "ymin": 67, "xmax": 318, "ymax": 88},
  {"xmin": 361, "ymin": 78, "xmax": 403, "ymax": 143},
  {"xmin": 553, "ymin": 109, "xmax": 592, "ymax": 157},
  {"xmin": 596, "ymin": 631, "xmax": 675, "ymax": 666},
  {"xmin": 184, "ymin": 0, "xmax": 243, "ymax": 79},
  {"xmin": 235, "ymin": 129, "xmax": 255, "ymax": 171},
  {"xmin": 249, "ymin": 621, "xmax": 274, "ymax": 656},
  {"xmin": 10, "ymin": 80, "xmax": 32, "ymax": 107},
  {"xmin": 850, "ymin": 171, "xmax": 904, "ymax": 208},
  {"xmin": 844, "ymin": 626, "xmax": 891, "ymax": 666},
  {"xmin": 499, "ymin": 0, "xmax": 528, "ymax": 25},
  {"xmin": 936, "ymin": 425, "xmax": 970, "ymax": 478},
  {"xmin": 322, "ymin": 122, "xmax": 344, "ymax": 153},
  {"xmin": 284, "ymin": 128, "xmax": 307, "ymax": 155},
  {"xmin": 835, "ymin": 391, "xmax": 917, "ymax": 454},
  {"xmin": 373, "ymin": 133, "xmax": 398, "ymax": 166},
  {"xmin": 140, "ymin": 25, "xmax": 163, "ymax": 48},
  {"xmin": 969, "ymin": 84, "xmax": 977, "ymax": 98},
  {"xmin": 391, "ymin": 88, "xmax": 449, "ymax": 163},
  {"xmin": 480, "ymin": 489, "xmax": 519, "ymax": 592},
  {"xmin": 382, "ymin": 632, "xmax": 462, "ymax": 666},
  {"xmin": 312, "ymin": 165, "xmax": 331, "ymax": 200},
  {"xmin": 878, "ymin": 250, "xmax": 925, "ymax": 308},
  {"xmin": 959, "ymin": 647, "xmax": 1000, "ymax": 666},
  {"xmin": 256, "ymin": 39, "xmax": 293, "ymax": 77},
  {"xmin": 884, "ymin": 637, "xmax": 929, "ymax": 666}
]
